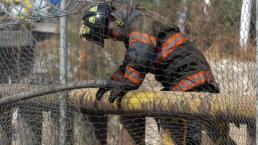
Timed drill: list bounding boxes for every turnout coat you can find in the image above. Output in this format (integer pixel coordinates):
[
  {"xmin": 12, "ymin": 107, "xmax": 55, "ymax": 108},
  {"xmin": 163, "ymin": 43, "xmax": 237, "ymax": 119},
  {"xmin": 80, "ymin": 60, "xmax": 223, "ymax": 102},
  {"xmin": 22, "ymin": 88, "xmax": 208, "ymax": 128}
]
[{"xmin": 110, "ymin": 5, "xmax": 219, "ymax": 93}]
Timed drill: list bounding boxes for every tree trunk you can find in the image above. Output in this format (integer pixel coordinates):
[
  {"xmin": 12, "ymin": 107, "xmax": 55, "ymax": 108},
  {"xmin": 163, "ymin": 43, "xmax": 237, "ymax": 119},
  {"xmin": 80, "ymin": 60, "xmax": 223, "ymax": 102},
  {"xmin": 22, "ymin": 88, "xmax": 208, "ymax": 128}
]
[
  {"xmin": 42, "ymin": 111, "xmax": 59, "ymax": 145},
  {"xmin": 177, "ymin": 0, "xmax": 191, "ymax": 33},
  {"xmin": 203, "ymin": 0, "xmax": 211, "ymax": 16},
  {"xmin": 240, "ymin": 0, "xmax": 252, "ymax": 49},
  {"xmin": 11, "ymin": 107, "xmax": 42, "ymax": 145}
]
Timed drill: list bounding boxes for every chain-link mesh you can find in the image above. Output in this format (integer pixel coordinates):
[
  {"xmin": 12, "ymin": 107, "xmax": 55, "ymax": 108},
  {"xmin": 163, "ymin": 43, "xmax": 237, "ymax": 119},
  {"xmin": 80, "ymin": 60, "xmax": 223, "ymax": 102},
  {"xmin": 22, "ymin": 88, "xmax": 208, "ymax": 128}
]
[{"xmin": 0, "ymin": 0, "xmax": 256, "ymax": 145}]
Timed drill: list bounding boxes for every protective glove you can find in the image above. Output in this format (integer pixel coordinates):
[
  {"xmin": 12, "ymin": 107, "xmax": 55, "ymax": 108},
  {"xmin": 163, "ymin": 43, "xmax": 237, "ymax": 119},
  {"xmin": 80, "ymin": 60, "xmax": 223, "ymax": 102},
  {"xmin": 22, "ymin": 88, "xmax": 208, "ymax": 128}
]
[
  {"xmin": 96, "ymin": 88, "xmax": 110, "ymax": 101},
  {"xmin": 108, "ymin": 87, "xmax": 127, "ymax": 103}
]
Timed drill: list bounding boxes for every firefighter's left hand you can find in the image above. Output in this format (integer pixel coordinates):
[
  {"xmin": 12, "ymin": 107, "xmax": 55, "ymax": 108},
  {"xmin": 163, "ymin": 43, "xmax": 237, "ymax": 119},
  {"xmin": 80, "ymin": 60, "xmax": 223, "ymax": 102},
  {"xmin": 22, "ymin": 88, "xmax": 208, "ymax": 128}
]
[{"xmin": 108, "ymin": 88, "xmax": 127, "ymax": 103}]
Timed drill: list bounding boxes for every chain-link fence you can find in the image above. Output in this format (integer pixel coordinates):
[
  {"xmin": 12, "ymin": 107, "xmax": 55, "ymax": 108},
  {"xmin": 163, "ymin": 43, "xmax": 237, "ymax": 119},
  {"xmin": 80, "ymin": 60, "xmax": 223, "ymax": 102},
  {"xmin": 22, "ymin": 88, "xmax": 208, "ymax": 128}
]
[{"xmin": 0, "ymin": 0, "xmax": 256, "ymax": 145}]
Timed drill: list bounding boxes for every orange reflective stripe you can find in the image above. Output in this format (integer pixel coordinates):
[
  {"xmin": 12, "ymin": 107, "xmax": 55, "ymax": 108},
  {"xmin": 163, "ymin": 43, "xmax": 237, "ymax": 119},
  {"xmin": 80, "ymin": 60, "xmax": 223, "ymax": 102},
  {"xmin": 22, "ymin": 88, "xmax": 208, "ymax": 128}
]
[
  {"xmin": 159, "ymin": 37, "xmax": 189, "ymax": 61},
  {"xmin": 129, "ymin": 31, "xmax": 157, "ymax": 47},
  {"xmin": 172, "ymin": 70, "xmax": 213, "ymax": 91},
  {"xmin": 130, "ymin": 32, "xmax": 157, "ymax": 43},
  {"xmin": 158, "ymin": 32, "xmax": 190, "ymax": 61},
  {"xmin": 129, "ymin": 38, "xmax": 156, "ymax": 47},
  {"xmin": 111, "ymin": 70, "xmax": 124, "ymax": 80},
  {"xmin": 126, "ymin": 66, "xmax": 144, "ymax": 78},
  {"xmin": 125, "ymin": 66, "xmax": 144, "ymax": 85},
  {"xmin": 181, "ymin": 78, "xmax": 206, "ymax": 91},
  {"xmin": 125, "ymin": 73, "xmax": 142, "ymax": 85},
  {"xmin": 111, "ymin": 75, "xmax": 119, "ymax": 80},
  {"xmin": 159, "ymin": 32, "xmax": 183, "ymax": 51}
]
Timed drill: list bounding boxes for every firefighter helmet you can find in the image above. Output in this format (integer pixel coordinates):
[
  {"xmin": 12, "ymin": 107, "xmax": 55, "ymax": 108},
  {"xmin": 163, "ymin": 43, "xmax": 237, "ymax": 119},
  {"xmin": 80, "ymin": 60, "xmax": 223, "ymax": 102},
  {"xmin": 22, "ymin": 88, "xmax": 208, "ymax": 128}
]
[{"xmin": 80, "ymin": 3, "xmax": 112, "ymax": 46}]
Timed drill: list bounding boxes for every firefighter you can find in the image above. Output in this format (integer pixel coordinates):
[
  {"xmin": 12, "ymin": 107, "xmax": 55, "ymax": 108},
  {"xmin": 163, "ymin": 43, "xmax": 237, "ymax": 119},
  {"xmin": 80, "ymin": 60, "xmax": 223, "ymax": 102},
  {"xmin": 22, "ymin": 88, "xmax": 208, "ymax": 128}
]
[{"xmin": 80, "ymin": 2, "xmax": 235, "ymax": 145}]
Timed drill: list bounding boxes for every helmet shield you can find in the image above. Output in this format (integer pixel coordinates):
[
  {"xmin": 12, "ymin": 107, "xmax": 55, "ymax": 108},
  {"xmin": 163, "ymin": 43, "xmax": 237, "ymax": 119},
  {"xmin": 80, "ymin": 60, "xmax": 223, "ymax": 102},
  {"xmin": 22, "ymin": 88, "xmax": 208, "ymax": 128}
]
[{"xmin": 80, "ymin": 3, "xmax": 111, "ymax": 47}]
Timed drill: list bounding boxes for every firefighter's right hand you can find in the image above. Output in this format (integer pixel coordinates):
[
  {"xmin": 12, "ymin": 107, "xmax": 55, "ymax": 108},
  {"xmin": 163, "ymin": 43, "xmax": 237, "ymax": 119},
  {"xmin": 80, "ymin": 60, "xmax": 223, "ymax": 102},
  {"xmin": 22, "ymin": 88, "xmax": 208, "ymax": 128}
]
[{"xmin": 96, "ymin": 88, "xmax": 110, "ymax": 101}]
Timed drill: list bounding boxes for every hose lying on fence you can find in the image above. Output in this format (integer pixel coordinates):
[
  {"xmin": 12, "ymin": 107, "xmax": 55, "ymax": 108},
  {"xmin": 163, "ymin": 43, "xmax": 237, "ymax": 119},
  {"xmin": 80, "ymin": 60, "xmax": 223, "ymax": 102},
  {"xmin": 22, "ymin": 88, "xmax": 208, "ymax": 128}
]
[
  {"xmin": 70, "ymin": 88, "xmax": 255, "ymax": 122},
  {"xmin": 0, "ymin": 80, "xmax": 255, "ymax": 122}
]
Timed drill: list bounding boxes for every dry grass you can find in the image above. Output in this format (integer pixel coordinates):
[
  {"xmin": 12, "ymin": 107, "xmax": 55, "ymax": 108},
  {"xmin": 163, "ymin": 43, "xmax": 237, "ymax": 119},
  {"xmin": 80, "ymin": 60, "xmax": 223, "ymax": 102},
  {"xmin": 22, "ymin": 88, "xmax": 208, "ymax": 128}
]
[{"xmin": 204, "ymin": 33, "xmax": 255, "ymax": 62}]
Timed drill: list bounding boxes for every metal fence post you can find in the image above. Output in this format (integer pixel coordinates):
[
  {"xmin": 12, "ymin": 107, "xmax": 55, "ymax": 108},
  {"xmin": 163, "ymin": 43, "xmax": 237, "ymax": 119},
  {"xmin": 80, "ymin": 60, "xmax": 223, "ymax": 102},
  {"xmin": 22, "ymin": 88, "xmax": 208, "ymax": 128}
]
[
  {"xmin": 59, "ymin": 0, "xmax": 68, "ymax": 144},
  {"xmin": 255, "ymin": 0, "xmax": 258, "ymax": 144}
]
